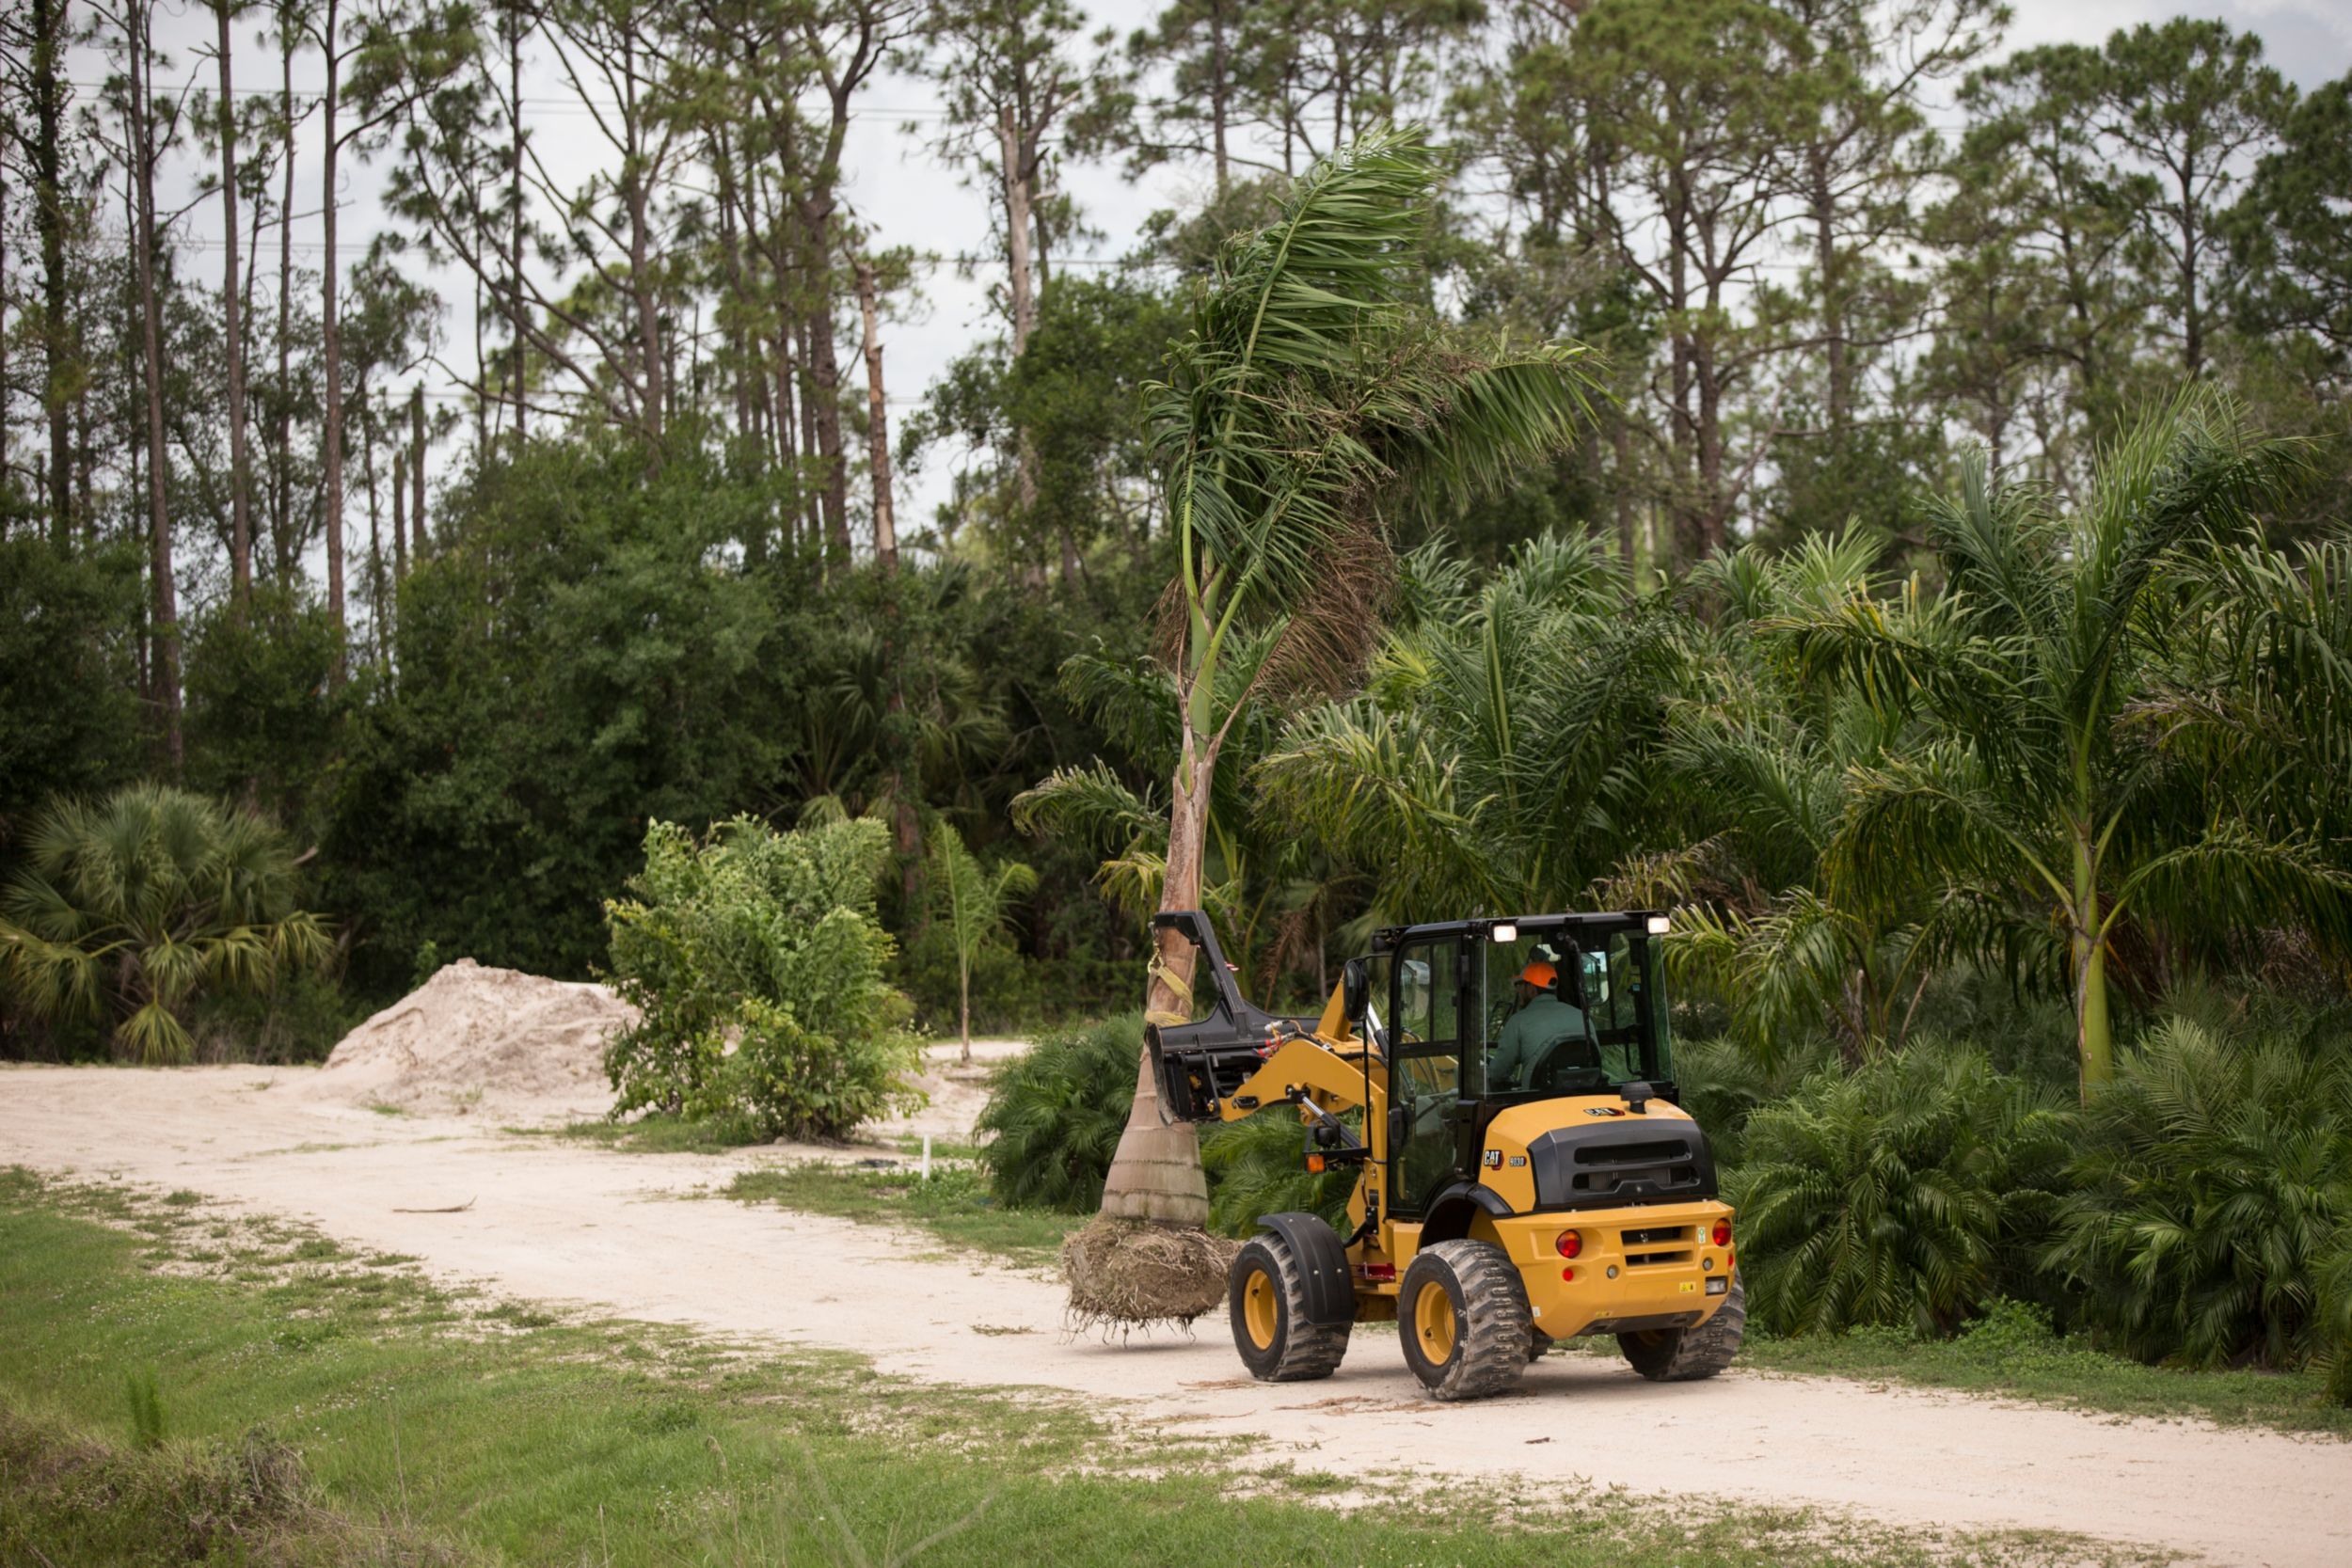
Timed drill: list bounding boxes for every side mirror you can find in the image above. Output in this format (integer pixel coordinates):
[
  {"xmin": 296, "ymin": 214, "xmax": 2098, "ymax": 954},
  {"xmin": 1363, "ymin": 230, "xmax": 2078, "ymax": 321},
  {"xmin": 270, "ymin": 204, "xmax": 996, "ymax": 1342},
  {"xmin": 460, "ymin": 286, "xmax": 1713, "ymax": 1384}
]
[{"xmin": 1341, "ymin": 958, "xmax": 1370, "ymax": 1023}]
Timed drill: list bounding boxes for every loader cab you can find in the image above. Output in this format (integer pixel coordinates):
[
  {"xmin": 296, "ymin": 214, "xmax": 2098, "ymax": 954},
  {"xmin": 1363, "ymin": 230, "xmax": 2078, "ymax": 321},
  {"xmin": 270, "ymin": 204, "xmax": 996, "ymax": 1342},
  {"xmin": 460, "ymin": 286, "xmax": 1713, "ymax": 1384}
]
[{"xmin": 1370, "ymin": 912, "xmax": 1677, "ymax": 1217}]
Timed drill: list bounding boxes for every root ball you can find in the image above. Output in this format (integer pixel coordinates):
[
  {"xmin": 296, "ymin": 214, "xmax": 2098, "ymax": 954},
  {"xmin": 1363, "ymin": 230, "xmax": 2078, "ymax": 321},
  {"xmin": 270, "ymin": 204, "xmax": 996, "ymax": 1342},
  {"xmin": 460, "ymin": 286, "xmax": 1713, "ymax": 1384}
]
[{"xmin": 1061, "ymin": 1214, "xmax": 1239, "ymax": 1330}]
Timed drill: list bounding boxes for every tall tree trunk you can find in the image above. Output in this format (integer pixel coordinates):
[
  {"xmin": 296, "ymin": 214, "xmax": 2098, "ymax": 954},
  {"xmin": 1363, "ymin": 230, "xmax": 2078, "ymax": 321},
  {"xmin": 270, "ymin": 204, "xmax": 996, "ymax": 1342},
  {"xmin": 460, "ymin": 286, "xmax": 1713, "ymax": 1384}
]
[
  {"xmin": 1812, "ymin": 150, "xmax": 1849, "ymax": 436},
  {"xmin": 360, "ymin": 386, "xmax": 384, "ymax": 663},
  {"xmin": 409, "ymin": 384, "xmax": 425, "ymax": 559},
  {"xmin": 129, "ymin": 3, "xmax": 182, "ymax": 774},
  {"xmin": 1000, "ymin": 105, "xmax": 1041, "ymax": 523},
  {"xmin": 321, "ymin": 0, "xmax": 347, "ymax": 685},
  {"xmin": 215, "ymin": 0, "xmax": 254, "ymax": 611},
  {"xmin": 855, "ymin": 261, "xmax": 895, "ymax": 572},
  {"xmin": 508, "ymin": 1, "xmax": 527, "ymax": 440},
  {"xmin": 275, "ymin": 7, "xmax": 295, "ymax": 582},
  {"xmin": 31, "ymin": 0, "xmax": 73, "ymax": 544},
  {"xmin": 391, "ymin": 445, "xmax": 407, "ymax": 586},
  {"xmin": 861, "ymin": 259, "xmax": 920, "ymax": 909},
  {"xmin": 1098, "ymin": 725, "xmax": 1216, "ymax": 1227},
  {"xmin": 1208, "ymin": 0, "xmax": 1231, "ymax": 198},
  {"xmin": 808, "ymin": 304, "xmax": 849, "ymax": 560}
]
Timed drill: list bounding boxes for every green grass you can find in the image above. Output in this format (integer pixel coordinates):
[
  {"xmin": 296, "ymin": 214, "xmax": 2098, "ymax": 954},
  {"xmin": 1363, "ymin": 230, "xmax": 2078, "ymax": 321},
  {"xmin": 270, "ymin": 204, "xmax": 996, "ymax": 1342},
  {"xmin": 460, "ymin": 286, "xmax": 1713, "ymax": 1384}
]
[
  {"xmin": 723, "ymin": 1164, "xmax": 1083, "ymax": 1268},
  {"xmin": 0, "ymin": 1166, "xmax": 2106, "ymax": 1567},
  {"xmin": 1740, "ymin": 1301, "xmax": 2351, "ymax": 1438},
  {"xmin": 532, "ymin": 1111, "xmax": 768, "ymax": 1153}
]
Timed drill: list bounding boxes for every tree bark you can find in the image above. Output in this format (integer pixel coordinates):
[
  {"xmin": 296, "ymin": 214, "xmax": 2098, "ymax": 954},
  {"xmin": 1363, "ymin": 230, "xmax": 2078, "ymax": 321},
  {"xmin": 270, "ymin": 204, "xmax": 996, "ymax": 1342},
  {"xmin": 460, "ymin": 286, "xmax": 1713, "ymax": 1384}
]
[
  {"xmin": 855, "ymin": 261, "xmax": 895, "ymax": 571},
  {"xmin": 1097, "ymin": 733, "xmax": 1215, "ymax": 1227},
  {"xmin": 409, "ymin": 384, "xmax": 425, "ymax": 558},
  {"xmin": 274, "ymin": 11, "xmax": 294, "ymax": 582},
  {"xmin": 321, "ymin": 0, "xmax": 346, "ymax": 684},
  {"xmin": 128, "ymin": 2, "xmax": 182, "ymax": 774},
  {"xmin": 215, "ymin": 0, "xmax": 254, "ymax": 611},
  {"xmin": 391, "ymin": 445, "xmax": 406, "ymax": 586},
  {"xmin": 508, "ymin": 1, "xmax": 527, "ymax": 440},
  {"xmin": 30, "ymin": 0, "xmax": 72, "ymax": 545}
]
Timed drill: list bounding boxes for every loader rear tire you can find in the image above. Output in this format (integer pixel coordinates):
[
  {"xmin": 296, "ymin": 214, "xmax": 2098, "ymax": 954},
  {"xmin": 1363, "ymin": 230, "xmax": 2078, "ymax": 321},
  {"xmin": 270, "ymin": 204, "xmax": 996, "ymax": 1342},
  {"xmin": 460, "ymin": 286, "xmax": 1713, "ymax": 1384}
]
[
  {"xmin": 1619, "ymin": 1275, "xmax": 1746, "ymax": 1382},
  {"xmin": 1399, "ymin": 1239, "xmax": 1532, "ymax": 1402},
  {"xmin": 1229, "ymin": 1235, "xmax": 1350, "ymax": 1382}
]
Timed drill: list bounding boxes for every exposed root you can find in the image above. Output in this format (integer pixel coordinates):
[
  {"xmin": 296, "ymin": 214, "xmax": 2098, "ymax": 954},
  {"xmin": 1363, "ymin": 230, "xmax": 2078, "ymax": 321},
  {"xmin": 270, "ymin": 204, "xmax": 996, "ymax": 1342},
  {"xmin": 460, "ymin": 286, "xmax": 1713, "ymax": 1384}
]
[{"xmin": 1061, "ymin": 1214, "xmax": 1239, "ymax": 1333}]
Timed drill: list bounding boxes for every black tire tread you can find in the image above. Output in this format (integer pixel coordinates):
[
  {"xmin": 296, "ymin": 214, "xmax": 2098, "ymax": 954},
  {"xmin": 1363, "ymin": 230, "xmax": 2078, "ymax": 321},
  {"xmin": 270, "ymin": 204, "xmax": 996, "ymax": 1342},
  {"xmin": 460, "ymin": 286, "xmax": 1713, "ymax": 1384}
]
[
  {"xmin": 1401, "ymin": 1239, "xmax": 1533, "ymax": 1402},
  {"xmin": 1230, "ymin": 1236, "xmax": 1351, "ymax": 1382},
  {"xmin": 1619, "ymin": 1275, "xmax": 1746, "ymax": 1382}
]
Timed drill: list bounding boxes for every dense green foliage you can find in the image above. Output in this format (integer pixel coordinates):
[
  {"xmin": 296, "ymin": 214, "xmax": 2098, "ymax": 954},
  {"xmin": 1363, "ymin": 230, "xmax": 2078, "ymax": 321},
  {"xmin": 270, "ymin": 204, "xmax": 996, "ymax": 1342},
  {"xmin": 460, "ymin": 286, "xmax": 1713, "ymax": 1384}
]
[
  {"xmin": 602, "ymin": 816, "xmax": 922, "ymax": 1141},
  {"xmin": 1728, "ymin": 1043, "xmax": 2073, "ymax": 1337},
  {"xmin": 0, "ymin": 785, "xmax": 330, "ymax": 1064},
  {"xmin": 2049, "ymin": 1010, "xmax": 2352, "ymax": 1377},
  {"xmin": 975, "ymin": 1014, "xmax": 1140, "ymax": 1212}
]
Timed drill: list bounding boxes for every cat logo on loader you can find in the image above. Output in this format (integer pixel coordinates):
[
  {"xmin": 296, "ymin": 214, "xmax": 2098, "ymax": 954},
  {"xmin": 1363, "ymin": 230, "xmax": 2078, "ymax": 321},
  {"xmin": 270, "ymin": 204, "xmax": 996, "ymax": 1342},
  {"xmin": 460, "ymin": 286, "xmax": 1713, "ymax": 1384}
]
[{"xmin": 1148, "ymin": 909, "xmax": 1745, "ymax": 1402}]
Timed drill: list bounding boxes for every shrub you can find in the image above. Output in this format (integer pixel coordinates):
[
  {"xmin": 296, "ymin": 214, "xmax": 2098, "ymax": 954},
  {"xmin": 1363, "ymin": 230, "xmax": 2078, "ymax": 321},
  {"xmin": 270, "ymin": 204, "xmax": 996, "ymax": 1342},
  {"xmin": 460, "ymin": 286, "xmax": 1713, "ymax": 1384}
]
[
  {"xmin": 1201, "ymin": 1112, "xmax": 1357, "ymax": 1237},
  {"xmin": 2046, "ymin": 1013, "xmax": 2352, "ymax": 1386},
  {"xmin": 1727, "ymin": 1040, "xmax": 2073, "ymax": 1337},
  {"xmin": 602, "ymin": 816, "xmax": 922, "ymax": 1141},
  {"xmin": 975, "ymin": 1013, "xmax": 1138, "ymax": 1211},
  {"xmin": 0, "ymin": 784, "xmax": 332, "ymax": 1064},
  {"xmin": 975, "ymin": 1011, "xmax": 1361, "ymax": 1231}
]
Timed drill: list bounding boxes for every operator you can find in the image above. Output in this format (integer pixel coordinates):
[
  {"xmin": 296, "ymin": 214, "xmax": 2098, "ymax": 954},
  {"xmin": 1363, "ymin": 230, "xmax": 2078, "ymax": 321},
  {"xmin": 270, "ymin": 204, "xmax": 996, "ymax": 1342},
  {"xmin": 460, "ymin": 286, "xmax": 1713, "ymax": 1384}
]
[{"xmin": 1487, "ymin": 960, "xmax": 1587, "ymax": 1089}]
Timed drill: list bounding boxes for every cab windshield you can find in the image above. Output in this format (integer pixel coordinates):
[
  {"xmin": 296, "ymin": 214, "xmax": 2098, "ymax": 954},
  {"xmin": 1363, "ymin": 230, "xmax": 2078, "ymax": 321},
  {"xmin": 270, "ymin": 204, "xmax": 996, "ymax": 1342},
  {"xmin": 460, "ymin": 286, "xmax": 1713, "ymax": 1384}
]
[{"xmin": 1479, "ymin": 922, "xmax": 1671, "ymax": 1101}]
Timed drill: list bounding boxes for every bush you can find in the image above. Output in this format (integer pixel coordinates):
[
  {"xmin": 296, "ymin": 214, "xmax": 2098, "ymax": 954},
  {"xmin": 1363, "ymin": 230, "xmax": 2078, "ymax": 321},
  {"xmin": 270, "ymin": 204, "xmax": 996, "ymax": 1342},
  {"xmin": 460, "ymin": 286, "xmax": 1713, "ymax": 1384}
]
[
  {"xmin": 602, "ymin": 816, "xmax": 922, "ymax": 1141},
  {"xmin": 1726, "ymin": 1040, "xmax": 2073, "ymax": 1338},
  {"xmin": 975, "ymin": 1010, "xmax": 1360, "ymax": 1231},
  {"xmin": 975, "ymin": 1013, "xmax": 1139, "ymax": 1211},
  {"xmin": 2046, "ymin": 1013, "xmax": 2352, "ymax": 1386},
  {"xmin": 1201, "ymin": 1112, "xmax": 1357, "ymax": 1237},
  {"xmin": 0, "ymin": 784, "xmax": 332, "ymax": 1064}
]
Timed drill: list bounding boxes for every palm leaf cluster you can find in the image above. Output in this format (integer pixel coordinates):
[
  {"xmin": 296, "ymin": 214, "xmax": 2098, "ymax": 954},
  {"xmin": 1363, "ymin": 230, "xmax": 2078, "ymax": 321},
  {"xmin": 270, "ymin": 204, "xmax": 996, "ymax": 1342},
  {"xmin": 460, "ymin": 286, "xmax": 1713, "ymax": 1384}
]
[
  {"xmin": 1727, "ymin": 1042, "xmax": 2074, "ymax": 1337},
  {"xmin": 1254, "ymin": 531, "xmax": 1678, "ymax": 925},
  {"xmin": 1148, "ymin": 127, "xmax": 1599, "ymax": 701},
  {"xmin": 975, "ymin": 1012, "xmax": 1145, "ymax": 1212},
  {"xmin": 0, "ymin": 784, "xmax": 331, "ymax": 1064},
  {"xmin": 2047, "ymin": 1011, "xmax": 2352, "ymax": 1373}
]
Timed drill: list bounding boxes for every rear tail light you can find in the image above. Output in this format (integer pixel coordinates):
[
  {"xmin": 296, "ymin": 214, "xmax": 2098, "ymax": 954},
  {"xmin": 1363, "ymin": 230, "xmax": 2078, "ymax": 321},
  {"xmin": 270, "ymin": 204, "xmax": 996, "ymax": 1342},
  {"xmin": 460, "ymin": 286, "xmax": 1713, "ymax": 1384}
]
[
  {"xmin": 1560, "ymin": 1266, "xmax": 1576, "ymax": 1282},
  {"xmin": 1554, "ymin": 1229, "xmax": 1582, "ymax": 1259},
  {"xmin": 1710, "ymin": 1218, "xmax": 1733, "ymax": 1248}
]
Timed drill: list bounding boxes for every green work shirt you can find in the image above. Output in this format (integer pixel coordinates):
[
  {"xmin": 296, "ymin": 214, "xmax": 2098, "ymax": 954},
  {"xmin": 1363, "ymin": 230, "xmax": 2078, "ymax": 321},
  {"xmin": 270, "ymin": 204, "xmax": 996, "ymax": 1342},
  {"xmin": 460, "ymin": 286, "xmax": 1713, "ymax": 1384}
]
[{"xmin": 1489, "ymin": 994, "xmax": 1589, "ymax": 1088}]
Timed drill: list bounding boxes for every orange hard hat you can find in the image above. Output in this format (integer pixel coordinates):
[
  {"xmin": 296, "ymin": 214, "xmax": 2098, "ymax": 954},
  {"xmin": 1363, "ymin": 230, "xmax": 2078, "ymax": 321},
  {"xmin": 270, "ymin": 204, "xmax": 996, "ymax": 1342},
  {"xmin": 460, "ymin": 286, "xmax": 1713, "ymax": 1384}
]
[{"xmin": 1518, "ymin": 960, "xmax": 1557, "ymax": 989}]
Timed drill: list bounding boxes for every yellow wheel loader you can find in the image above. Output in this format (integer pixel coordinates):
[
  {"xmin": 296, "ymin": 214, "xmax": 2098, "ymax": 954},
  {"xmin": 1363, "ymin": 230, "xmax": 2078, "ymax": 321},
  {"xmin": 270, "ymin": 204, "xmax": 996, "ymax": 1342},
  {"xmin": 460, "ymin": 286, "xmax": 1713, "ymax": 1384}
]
[{"xmin": 1149, "ymin": 909, "xmax": 1743, "ymax": 1402}]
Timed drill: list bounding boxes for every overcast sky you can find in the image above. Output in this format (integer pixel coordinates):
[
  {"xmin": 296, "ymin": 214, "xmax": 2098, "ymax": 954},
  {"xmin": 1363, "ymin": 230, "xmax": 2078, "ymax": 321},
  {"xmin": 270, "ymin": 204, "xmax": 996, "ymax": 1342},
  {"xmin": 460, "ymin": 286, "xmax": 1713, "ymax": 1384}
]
[{"xmin": 110, "ymin": 0, "xmax": 2352, "ymax": 542}]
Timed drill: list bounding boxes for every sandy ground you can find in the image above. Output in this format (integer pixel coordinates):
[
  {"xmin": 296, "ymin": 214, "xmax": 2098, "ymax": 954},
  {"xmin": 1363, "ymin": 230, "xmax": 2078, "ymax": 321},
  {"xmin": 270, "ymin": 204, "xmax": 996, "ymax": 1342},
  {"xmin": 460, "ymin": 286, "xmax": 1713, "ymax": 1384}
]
[{"xmin": 5, "ymin": 1057, "xmax": 2348, "ymax": 1568}]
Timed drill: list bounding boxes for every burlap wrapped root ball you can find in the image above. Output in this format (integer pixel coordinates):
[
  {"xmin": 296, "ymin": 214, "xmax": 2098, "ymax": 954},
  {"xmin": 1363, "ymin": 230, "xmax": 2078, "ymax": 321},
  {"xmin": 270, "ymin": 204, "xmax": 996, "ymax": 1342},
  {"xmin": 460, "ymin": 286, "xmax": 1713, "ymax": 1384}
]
[{"xmin": 1061, "ymin": 1214, "xmax": 1241, "ymax": 1329}]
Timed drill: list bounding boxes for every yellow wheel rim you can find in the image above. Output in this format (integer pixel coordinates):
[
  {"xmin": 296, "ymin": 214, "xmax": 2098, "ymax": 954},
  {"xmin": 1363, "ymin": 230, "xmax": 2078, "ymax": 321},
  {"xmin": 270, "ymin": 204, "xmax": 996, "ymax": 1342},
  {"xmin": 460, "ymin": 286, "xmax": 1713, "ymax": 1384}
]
[
  {"xmin": 1242, "ymin": 1267, "xmax": 1279, "ymax": 1352},
  {"xmin": 1413, "ymin": 1280, "xmax": 1457, "ymax": 1365}
]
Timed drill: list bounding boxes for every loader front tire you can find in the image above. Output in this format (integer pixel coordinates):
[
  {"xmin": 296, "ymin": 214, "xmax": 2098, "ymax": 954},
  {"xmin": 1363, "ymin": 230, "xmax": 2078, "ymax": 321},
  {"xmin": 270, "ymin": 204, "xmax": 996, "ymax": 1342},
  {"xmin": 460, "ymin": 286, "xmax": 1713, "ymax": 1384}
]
[
  {"xmin": 1399, "ymin": 1239, "xmax": 1532, "ymax": 1402},
  {"xmin": 1619, "ymin": 1275, "xmax": 1746, "ymax": 1382},
  {"xmin": 1229, "ymin": 1235, "xmax": 1350, "ymax": 1382}
]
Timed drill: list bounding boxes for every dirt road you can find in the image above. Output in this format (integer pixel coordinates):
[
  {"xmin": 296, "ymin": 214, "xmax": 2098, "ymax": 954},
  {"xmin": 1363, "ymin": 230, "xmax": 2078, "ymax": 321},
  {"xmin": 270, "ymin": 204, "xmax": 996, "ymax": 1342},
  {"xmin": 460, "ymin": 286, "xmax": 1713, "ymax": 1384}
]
[{"xmin": 5, "ymin": 1060, "xmax": 2345, "ymax": 1567}]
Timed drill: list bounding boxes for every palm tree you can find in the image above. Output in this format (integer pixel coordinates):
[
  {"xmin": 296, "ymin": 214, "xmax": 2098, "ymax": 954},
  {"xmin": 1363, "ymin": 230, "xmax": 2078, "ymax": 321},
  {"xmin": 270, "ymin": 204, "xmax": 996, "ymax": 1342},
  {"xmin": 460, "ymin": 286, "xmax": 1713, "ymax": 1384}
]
[
  {"xmin": 1255, "ymin": 531, "xmax": 1675, "ymax": 923},
  {"xmin": 1772, "ymin": 391, "xmax": 2344, "ymax": 1095},
  {"xmin": 0, "ymin": 784, "xmax": 332, "ymax": 1063},
  {"xmin": 930, "ymin": 825, "xmax": 1038, "ymax": 1064},
  {"xmin": 1089, "ymin": 126, "xmax": 1602, "ymax": 1241},
  {"xmin": 1661, "ymin": 531, "xmax": 1959, "ymax": 1068}
]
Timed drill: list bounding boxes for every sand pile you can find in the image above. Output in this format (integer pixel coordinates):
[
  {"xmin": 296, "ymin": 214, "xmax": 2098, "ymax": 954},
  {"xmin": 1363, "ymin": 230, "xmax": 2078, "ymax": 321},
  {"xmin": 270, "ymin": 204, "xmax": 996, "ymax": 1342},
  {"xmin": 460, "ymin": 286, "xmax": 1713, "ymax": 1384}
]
[{"xmin": 312, "ymin": 958, "xmax": 636, "ymax": 1120}]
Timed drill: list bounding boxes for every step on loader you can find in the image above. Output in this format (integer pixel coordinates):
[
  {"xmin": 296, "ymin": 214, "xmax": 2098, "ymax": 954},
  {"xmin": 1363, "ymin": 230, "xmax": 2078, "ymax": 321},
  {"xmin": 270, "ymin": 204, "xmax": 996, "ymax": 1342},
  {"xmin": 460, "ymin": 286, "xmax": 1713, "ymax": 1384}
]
[{"xmin": 1149, "ymin": 909, "xmax": 1744, "ymax": 1402}]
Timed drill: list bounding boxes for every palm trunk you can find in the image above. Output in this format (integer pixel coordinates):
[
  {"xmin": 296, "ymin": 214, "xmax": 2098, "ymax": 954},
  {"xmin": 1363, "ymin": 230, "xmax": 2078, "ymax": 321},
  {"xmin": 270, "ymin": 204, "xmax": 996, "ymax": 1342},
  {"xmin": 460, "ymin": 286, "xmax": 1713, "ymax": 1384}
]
[
  {"xmin": 1097, "ymin": 735, "xmax": 1214, "ymax": 1227},
  {"xmin": 2071, "ymin": 825, "xmax": 2113, "ymax": 1096}
]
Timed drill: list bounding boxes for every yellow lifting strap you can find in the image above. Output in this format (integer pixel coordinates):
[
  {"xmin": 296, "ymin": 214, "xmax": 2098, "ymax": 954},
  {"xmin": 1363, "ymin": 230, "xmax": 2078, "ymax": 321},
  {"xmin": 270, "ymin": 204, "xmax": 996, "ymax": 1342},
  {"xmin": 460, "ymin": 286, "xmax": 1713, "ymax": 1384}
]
[{"xmin": 1143, "ymin": 951, "xmax": 1193, "ymax": 1030}]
